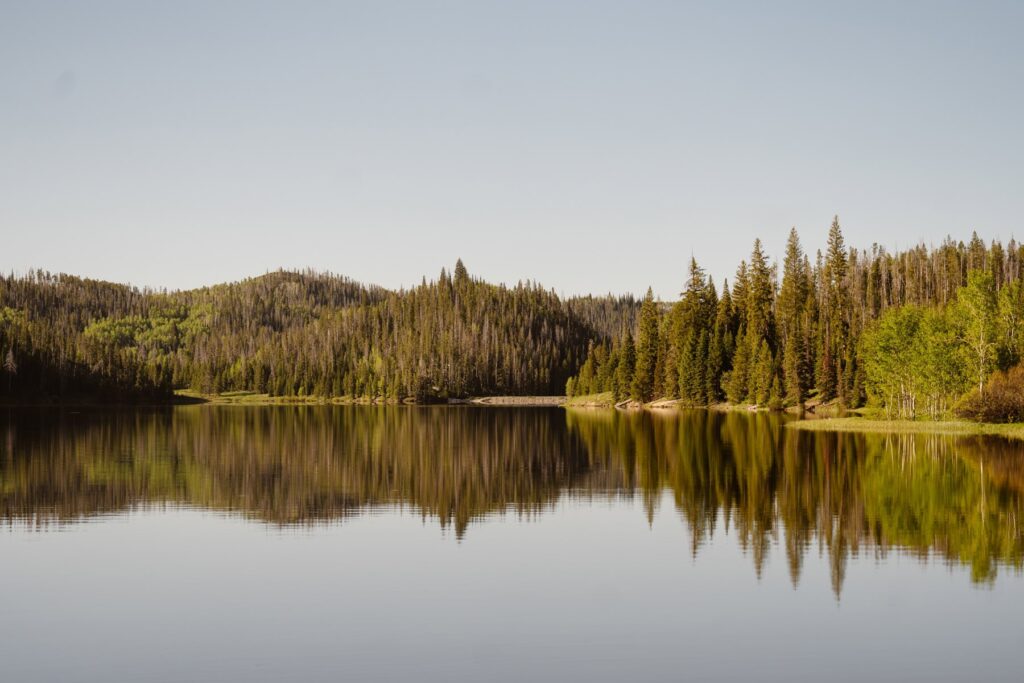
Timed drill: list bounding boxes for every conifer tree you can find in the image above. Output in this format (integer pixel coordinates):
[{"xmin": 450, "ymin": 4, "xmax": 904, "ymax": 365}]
[
  {"xmin": 678, "ymin": 331, "xmax": 701, "ymax": 404},
  {"xmin": 694, "ymin": 330, "xmax": 710, "ymax": 403},
  {"xmin": 631, "ymin": 288, "xmax": 660, "ymax": 402},
  {"xmin": 745, "ymin": 239, "xmax": 775, "ymax": 348},
  {"xmin": 783, "ymin": 332, "xmax": 809, "ymax": 405},
  {"xmin": 726, "ymin": 336, "xmax": 750, "ymax": 404},
  {"xmin": 820, "ymin": 216, "xmax": 849, "ymax": 403},
  {"xmin": 595, "ymin": 341, "xmax": 616, "ymax": 393},
  {"xmin": 454, "ymin": 258, "xmax": 469, "ymax": 286},
  {"xmin": 615, "ymin": 331, "xmax": 636, "ymax": 401},
  {"xmin": 732, "ymin": 262, "xmax": 749, "ymax": 333},
  {"xmin": 653, "ymin": 322, "xmax": 667, "ymax": 400},
  {"xmin": 778, "ymin": 228, "xmax": 811, "ymax": 404},
  {"xmin": 715, "ymin": 280, "xmax": 736, "ymax": 372},
  {"xmin": 968, "ymin": 232, "xmax": 986, "ymax": 272}
]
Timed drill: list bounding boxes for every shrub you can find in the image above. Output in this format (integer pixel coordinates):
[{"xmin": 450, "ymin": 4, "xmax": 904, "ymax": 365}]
[{"xmin": 956, "ymin": 365, "xmax": 1024, "ymax": 423}]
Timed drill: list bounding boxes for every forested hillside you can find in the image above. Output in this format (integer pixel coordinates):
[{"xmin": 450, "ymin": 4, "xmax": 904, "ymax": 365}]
[
  {"xmin": 0, "ymin": 262, "xmax": 637, "ymax": 402},
  {"xmin": 8, "ymin": 220, "xmax": 1024, "ymax": 417},
  {"xmin": 567, "ymin": 219, "xmax": 1024, "ymax": 420}
]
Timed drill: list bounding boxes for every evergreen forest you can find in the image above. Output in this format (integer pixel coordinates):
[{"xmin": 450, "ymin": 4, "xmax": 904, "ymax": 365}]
[
  {"xmin": 0, "ymin": 261, "xmax": 635, "ymax": 402},
  {"xmin": 567, "ymin": 218, "xmax": 1024, "ymax": 421},
  {"xmin": 5, "ymin": 218, "xmax": 1024, "ymax": 420}
]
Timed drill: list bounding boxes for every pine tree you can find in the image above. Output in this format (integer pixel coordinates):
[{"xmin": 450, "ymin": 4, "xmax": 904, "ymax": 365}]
[
  {"xmin": 667, "ymin": 259, "xmax": 720, "ymax": 402},
  {"xmin": 678, "ymin": 331, "xmax": 701, "ymax": 404},
  {"xmin": 782, "ymin": 331, "xmax": 810, "ymax": 406},
  {"xmin": 454, "ymin": 258, "xmax": 469, "ymax": 286},
  {"xmin": 968, "ymin": 231, "xmax": 986, "ymax": 272},
  {"xmin": 715, "ymin": 279, "xmax": 736, "ymax": 374},
  {"xmin": 705, "ymin": 330, "xmax": 723, "ymax": 403},
  {"xmin": 652, "ymin": 319, "xmax": 668, "ymax": 399},
  {"xmin": 595, "ymin": 342, "xmax": 616, "ymax": 393},
  {"xmin": 694, "ymin": 330, "xmax": 710, "ymax": 403},
  {"xmin": 732, "ymin": 262, "xmax": 749, "ymax": 333},
  {"xmin": 746, "ymin": 239, "xmax": 775, "ymax": 348},
  {"xmin": 576, "ymin": 343, "xmax": 596, "ymax": 395},
  {"xmin": 778, "ymin": 228, "xmax": 810, "ymax": 404},
  {"xmin": 726, "ymin": 335, "xmax": 750, "ymax": 404},
  {"xmin": 821, "ymin": 216, "xmax": 849, "ymax": 403},
  {"xmin": 615, "ymin": 331, "xmax": 636, "ymax": 402},
  {"xmin": 631, "ymin": 288, "xmax": 659, "ymax": 402}
]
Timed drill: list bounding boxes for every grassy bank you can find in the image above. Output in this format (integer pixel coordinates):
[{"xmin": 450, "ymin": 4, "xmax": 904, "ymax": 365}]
[
  {"xmin": 565, "ymin": 394, "xmax": 786, "ymax": 411},
  {"xmin": 788, "ymin": 416, "xmax": 1024, "ymax": 441},
  {"xmin": 565, "ymin": 392, "xmax": 616, "ymax": 408},
  {"xmin": 461, "ymin": 396, "xmax": 565, "ymax": 406},
  {"xmin": 176, "ymin": 391, "xmax": 565, "ymax": 406},
  {"xmin": 174, "ymin": 390, "xmax": 392, "ymax": 405}
]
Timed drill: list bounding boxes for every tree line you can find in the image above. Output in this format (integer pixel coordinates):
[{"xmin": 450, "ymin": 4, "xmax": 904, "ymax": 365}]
[
  {"xmin": 0, "ymin": 262, "xmax": 637, "ymax": 402},
  {"xmin": 8, "ymin": 219, "xmax": 1024, "ymax": 417},
  {"xmin": 567, "ymin": 218, "xmax": 1024, "ymax": 420}
]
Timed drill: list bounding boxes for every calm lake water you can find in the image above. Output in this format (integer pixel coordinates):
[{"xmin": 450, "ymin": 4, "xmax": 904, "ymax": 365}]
[{"xmin": 1, "ymin": 406, "xmax": 1022, "ymax": 682}]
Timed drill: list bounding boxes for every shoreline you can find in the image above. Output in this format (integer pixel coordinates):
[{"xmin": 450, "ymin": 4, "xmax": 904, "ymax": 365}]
[
  {"xmin": 4, "ymin": 395, "xmax": 1024, "ymax": 439},
  {"xmin": 0, "ymin": 392, "xmax": 570, "ymax": 409},
  {"xmin": 450, "ymin": 396, "xmax": 565, "ymax": 407},
  {"xmin": 787, "ymin": 416, "xmax": 1024, "ymax": 441}
]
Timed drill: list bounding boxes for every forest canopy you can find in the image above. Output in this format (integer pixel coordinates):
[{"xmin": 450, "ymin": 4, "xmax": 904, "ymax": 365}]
[
  {"xmin": 5, "ymin": 220, "xmax": 1024, "ymax": 419},
  {"xmin": 566, "ymin": 220, "xmax": 1024, "ymax": 421},
  {"xmin": 0, "ymin": 263, "xmax": 636, "ymax": 402}
]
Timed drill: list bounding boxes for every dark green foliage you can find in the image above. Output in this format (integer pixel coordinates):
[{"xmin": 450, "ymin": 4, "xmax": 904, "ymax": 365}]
[
  {"xmin": 631, "ymin": 288, "xmax": 659, "ymax": 402},
  {"xmin": 819, "ymin": 216, "xmax": 850, "ymax": 402},
  {"xmin": 0, "ymin": 274, "xmax": 172, "ymax": 402},
  {"xmin": 666, "ymin": 260, "xmax": 721, "ymax": 405},
  {"xmin": 615, "ymin": 332, "xmax": 636, "ymax": 402},
  {"xmin": 725, "ymin": 333, "xmax": 751, "ymax": 404},
  {"xmin": 778, "ymin": 228, "xmax": 813, "ymax": 405},
  {"xmin": 12, "ymin": 221, "xmax": 1024, "ymax": 415},
  {"xmin": 568, "ymin": 221, "xmax": 1024, "ymax": 416},
  {"xmin": 0, "ymin": 266, "xmax": 637, "ymax": 402},
  {"xmin": 745, "ymin": 239, "xmax": 775, "ymax": 348}
]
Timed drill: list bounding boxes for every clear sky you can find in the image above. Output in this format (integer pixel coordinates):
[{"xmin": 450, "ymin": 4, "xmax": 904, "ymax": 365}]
[{"xmin": 2, "ymin": 1, "xmax": 1022, "ymax": 298}]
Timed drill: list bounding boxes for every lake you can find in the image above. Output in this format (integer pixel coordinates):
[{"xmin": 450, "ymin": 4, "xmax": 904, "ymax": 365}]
[{"xmin": 1, "ymin": 406, "xmax": 1021, "ymax": 682}]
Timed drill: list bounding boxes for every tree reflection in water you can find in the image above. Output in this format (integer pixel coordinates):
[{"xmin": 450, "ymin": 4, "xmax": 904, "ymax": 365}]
[{"xmin": 2, "ymin": 406, "xmax": 1022, "ymax": 592}]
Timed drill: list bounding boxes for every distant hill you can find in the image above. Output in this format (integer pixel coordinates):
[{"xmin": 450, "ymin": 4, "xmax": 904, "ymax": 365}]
[{"xmin": 0, "ymin": 264, "xmax": 637, "ymax": 402}]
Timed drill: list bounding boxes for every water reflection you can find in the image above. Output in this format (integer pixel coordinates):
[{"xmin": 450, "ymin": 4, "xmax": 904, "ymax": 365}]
[
  {"xmin": 1, "ymin": 406, "xmax": 1022, "ymax": 591},
  {"xmin": 568, "ymin": 409, "xmax": 1024, "ymax": 590},
  {"xmin": 0, "ymin": 407, "xmax": 593, "ymax": 534}
]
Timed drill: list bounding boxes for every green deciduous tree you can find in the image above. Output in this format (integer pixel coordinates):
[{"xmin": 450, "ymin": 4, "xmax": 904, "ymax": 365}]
[{"xmin": 958, "ymin": 269, "xmax": 998, "ymax": 394}]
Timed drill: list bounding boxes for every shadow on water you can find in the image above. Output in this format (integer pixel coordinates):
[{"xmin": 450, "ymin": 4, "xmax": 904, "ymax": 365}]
[{"xmin": 1, "ymin": 405, "xmax": 1022, "ymax": 592}]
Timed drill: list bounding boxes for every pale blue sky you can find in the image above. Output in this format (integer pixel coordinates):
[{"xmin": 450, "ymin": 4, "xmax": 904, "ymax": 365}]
[{"xmin": 2, "ymin": 1, "xmax": 1022, "ymax": 298}]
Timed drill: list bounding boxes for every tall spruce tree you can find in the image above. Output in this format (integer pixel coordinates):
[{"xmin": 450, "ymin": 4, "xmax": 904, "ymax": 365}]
[
  {"xmin": 672, "ymin": 259, "xmax": 717, "ymax": 403},
  {"xmin": 746, "ymin": 239, "xmax": 775, "ymax": 347},
  {"xmin": 631, "ymin": 287, "xmax": 660, "ymax": 402},
  {"xmin": 778, "ymin": 228, "xmax": 811, "ymax": 404},
  {"xmin": 744, "ymin": 240, "xmax": 776, "ymax": 401},
  {"xmin": 615, "ymin": 331, "xmax": 636, "ymax": 402},
  {"xmin": 820, "ymin": 216, "xmax": 849, "ymax": 403}
]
